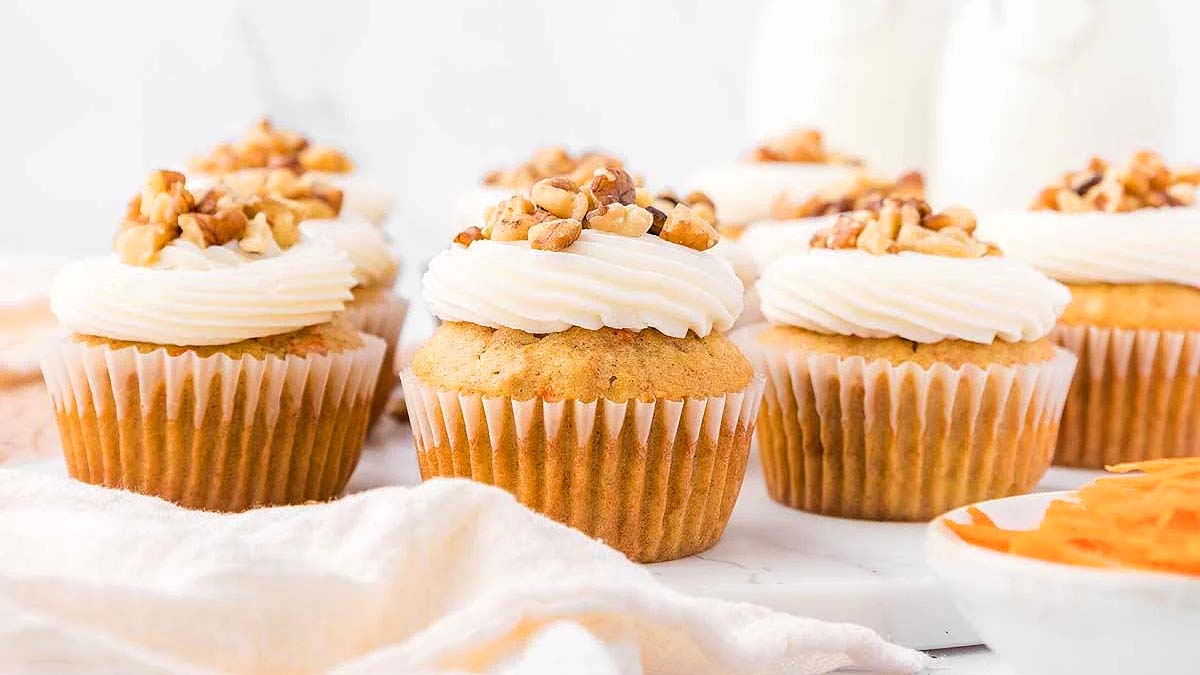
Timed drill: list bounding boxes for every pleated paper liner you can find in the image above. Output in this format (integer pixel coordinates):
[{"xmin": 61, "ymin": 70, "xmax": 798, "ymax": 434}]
[
  {"xmin": 756, "ymin": 344, "xmax": 1077, "ymax": 521},
  {"xmin": 400, "ymin": 370, "xmax": 766, "ymax": 563},
  {"xmin": 341, "ymin": 289, "xmax": 409, "ymax": 428},
  {"xmin": 40, "ymin": 333, "xmax": 386, "ymax": 512},
  {"xmin": 1052, "ymin": 324, "xmax": 1200, "ymax": 468}
]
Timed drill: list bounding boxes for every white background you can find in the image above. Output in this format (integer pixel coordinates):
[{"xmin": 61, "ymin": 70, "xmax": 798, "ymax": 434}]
[{"xmin": 3, "ymin": 0, "xmax": 1198, "ymax": 265}]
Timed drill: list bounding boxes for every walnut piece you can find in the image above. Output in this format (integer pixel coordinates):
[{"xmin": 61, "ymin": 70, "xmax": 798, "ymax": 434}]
[
  {"xmin": 482, "ymin": 147, "xmax": 625, "ymax": 191},
  {"xmin": 454, "ymin": 226, "xmax": 485, "ymax": 247},
  {"xmin": 529, "ymin": 218, "xmax": 583, "ymax": 251},
  {"xmin": 810, "ymin": 198, "xmax": 997, "ymax": 259},
  {"xmin": 484, "ymin": 195, "xmax": 546, "ymax": 241},
  {"xmin": 589, "ymin": 167, "xmax": 637, "ymax": 206},
  {"xmin": 531, "ymin": 177, "xmax": 589, "ymax": 220},
  {"xmin": 179, "ymin": 211, "xmax": 248, "ymax": 248},
  {"xmin": 583, "ymin": 203, "xmax": 654, "ymax": 237},
  {"xmin": 659, "ymin": 204, "xmax": 719, "ymax": 251},
  {"xmin": 1030, "ymin": 150, "xmax": 1198, "ymax": 212}
]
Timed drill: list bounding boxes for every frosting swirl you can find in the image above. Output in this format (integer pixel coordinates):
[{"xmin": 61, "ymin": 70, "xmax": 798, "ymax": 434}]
[
  {"xmin": 980, "ymin": 207, "xmax": 1200, "ymax": 287},
  {"xmin": 301, "ymin": 219, "xmax": 399, "ymax": 287},
  {"xmin": 758, "ymin": 250, "xmax": 1069, "ymax": 344},
  {"xmin": 51, "ymin": 242, "xmax": 356, "ymax": 346},
  {"xmin": 424, "ymin": 230, "xmax": 743, "ymax": 338}
]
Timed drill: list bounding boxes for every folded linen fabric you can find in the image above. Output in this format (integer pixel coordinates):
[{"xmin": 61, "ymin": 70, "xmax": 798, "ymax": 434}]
[{"xmin": 0, "ymin": 471, "xmax": 926, "ymax": 674}]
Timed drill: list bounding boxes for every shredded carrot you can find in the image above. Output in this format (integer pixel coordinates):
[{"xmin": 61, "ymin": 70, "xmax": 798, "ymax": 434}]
[{"xmin": 943, "ymin": 458, "xmax": 1200, "ymax": 576}]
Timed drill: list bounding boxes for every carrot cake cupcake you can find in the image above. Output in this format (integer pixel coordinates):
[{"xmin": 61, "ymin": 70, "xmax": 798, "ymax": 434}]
[
  {"xmin": 189, "ymin": 118, "xmax": 392, "ymax": 225},
  {"xmin": 753, "ymin": 198, "xmax": 1076, "ymax": 520},
  {"xmin": 739, "ymin": 169, "xmax": 926, "ymax": 270},
  {"xmin": 691, "ymin": 128, "xmax": 860, "ymax": 229},
  {"xmin": 41, "ymin": 170, "xmax": 385, "ymax": 510},
  {"xmin": 404, "ymin": 167, "xmax": 764, "ymax": 562},
  {"xmin": 983, "ymin": 151, "xmax": 1200, "ymax": 467}
]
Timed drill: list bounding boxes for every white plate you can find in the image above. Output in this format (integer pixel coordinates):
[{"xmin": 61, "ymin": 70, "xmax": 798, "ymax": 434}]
[{"xmin": 927, "ymin": 491, "xmax": 1200, "ymax": 675}]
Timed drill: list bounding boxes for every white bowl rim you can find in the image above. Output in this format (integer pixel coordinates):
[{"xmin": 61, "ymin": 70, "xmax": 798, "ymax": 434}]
[{"xmin": 927, "ymin": 490, "xmax": 1200, "ymax": 589}]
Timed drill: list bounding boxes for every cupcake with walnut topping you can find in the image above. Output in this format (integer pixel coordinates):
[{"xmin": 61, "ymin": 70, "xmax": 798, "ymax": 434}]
[
  {"xmin": 189, "ymin": 118, "xmax": 392, "ymax": 225},
  {"xmin": 983, "ymin": 151, "xmax": 1200, "ymax": 468},
  {"xmin": 41, "ymin": 170, "xmax": 385, "ymax": 511},
  {"xmin": 752, "ymin": 199, "xmax": 1076, "ymax": 520},
  {"xmin": 404, "ymin": 167, "xmax": 764, "ymax": 562}
]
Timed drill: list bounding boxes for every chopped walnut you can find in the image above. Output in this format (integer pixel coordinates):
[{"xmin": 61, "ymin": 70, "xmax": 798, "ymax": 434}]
[
  {"xmin": 220, "ymin": 168, "xmax": 343, "ymax": 221},
  {"xmin": 770, "ymin": 170, "xmax": 925, "ymax": 220},
  {"xmin": 114, "ymin": 170, "xmax": 321, "ymax": 266},
  {"xmin": 659, "ymin": 204, "xmax": 719, "ymax": 251},
  {"xmin": 584, "ymin": 203, "xmax": 654, "ymax": 237},
  {"xmin": 810, "ymin": 198, "xmax": 998, "ymax": 259},
  {"xmin": 484, "ymin": 195, "xmax": 550, "ymax": 241},
  {"xmin": 589, "ymin": 167, "xmax": 638, "ymax": 206},
  {"xmin": 482, "ymin": 147, "xmax": 626, "ymax": 191},
  {"xmin": 454, "ymin": 226, "xmax": 485, "ymax": 247},
  {"xmin": 747, "ymin": 128, "xmax": 861, "ymax": 165},
  {"xmin": 529, "ymin": 218, "xmax": 583, "ymax": 251},
  {"xmin": 531, "ymin": 177, "xmax": 589, "ymax": 220},
  {"xmin": 1031, "ymin": 150, "xmax": 1198, "ymax": 212},
  {"xmin": 190, "ymin": 118, "xmax": 353, "ymax": 175}
]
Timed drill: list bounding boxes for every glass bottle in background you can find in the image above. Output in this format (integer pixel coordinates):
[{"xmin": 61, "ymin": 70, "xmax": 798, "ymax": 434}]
[
  {"xmin": 746, "ymin": 0, "xmax": 952, "ymax": 175},
  {"xmin": 932, "ymin": 0, "xmax": 1173, "ymax": 208}
]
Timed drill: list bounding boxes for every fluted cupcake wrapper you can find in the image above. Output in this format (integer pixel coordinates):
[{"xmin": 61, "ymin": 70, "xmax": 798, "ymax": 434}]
[
  {"xmin": 341, "ymin": 291, "xmax": 408, "ymax": 428},
  {"xmin": 755, "ymin": 344, "xmax": 1077, "ymax": 521},
  {"xmin": 40, "ymin": 333, "xmax": 386, "ymax": 511},
  {"xmin": 1052, "ymin": 324, "xmax": 1200, "ymax": 468},
  {"xmin": 400, "ymin": 370, "xmax": 766, "ymax": 563}
]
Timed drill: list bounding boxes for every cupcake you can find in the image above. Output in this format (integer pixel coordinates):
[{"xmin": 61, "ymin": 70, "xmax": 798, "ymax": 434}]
[
  {"xmin": 690, "ymin": 128, "xmax": 860, "ymax": 229},
  {"xmin": 753, "ymin": 198, "xmax": 1076, "ymax": 521},
  {"xmin": 983, "ymin": 151, "xmax": 1200, "ymax": 468},
  {"xmin": 218, "ymin": 167, "xmax": 407, "ymax": 429},
  {"xmin": 739, "ymin": 169, "xmax": 926, "ymax": 270},
  {"xmin": 0, "ymin": 259, "xmax": 64, "ymax": 463},
  {"xmin": 453, "ymin": 146, "xmax": 624, "ymax": 232},
  {"xmin": 189, "ymin": 118, "xmax": 393, "ymax": 225},
  {"xmin": 404, "ymin": 167, "xmax": 763, "ymax": 562},
  {"xmin": 41, "ymin": 170, "xmax": 385, "ymax": 510}
]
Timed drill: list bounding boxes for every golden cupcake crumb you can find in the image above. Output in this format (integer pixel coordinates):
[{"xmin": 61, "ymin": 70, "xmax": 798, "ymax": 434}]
[
  {"xmin": 1059, "ymin": 282, "xmax": 1200, "ymax": 331},
  {"xmin": 757, "ymin": 325, "xmax": 1056, "ymax": 368},
  {"xmin": 73, "ymin": 319, "xmax": 363, "ymax": 359},
  {"xmin": 413, "ymin": 322, "xmax": 753, "ymax": 402},
  {"xmin": 1031, "ymin": 150, "xmax": 1198, "ymax": 212}
]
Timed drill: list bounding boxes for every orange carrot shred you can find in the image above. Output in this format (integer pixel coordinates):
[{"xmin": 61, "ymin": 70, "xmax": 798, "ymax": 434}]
[{"xmin": 942, "ymin": 458, "xmax": 1200, "ymax": 576}]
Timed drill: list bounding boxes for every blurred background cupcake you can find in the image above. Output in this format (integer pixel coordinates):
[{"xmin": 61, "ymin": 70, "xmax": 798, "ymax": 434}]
[
  {"xmin": 751, "ymin": 198, "xmax": 1075, "ymax": 520},
  {"xmin": 188, "ymin": 118, "xmax": 394, "ymax": 225},
  {"xmin": 404, "ymin": 167, "xmax": 763, "ymax": 562},
  {"xmin": 41, "ymin": 170, "xmax": 385, "ymax": 510},
  {"xmin": 982, "ymin": 151, "xmax": 1200, "ymax": 468}
]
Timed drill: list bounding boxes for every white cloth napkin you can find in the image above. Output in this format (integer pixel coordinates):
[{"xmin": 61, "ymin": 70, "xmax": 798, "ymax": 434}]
[{"xmin": 0, "ymin": 470, "xmax": 927, "ymax": 674}]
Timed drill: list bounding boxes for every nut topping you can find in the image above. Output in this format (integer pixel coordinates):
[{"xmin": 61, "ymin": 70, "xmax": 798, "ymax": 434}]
[
  {"xmin": 529, "ymin": 218, "xmax": 583, "ymax": 251},
  {"xmin": 770, "ymin": 170, "xmax": 925, "ymax": 220},
  {"xmin": 190, "ymin": 118, "xmax": 353, "ymax": 175},
  {"xmin": 810, "ymin": 198, "xmax": 998, "ymax": 259},
  {"xmin": 531, "ymin": 177, "xmax": 589, "ymax": 220},
  {"xmin": 589, "ymin": 167, "xmax": 637, "ymax": 206},
  {"xmin": 482, "ymin": 147, "xmax": 626, "ymax": 191},
  {"xmin": 1031, "ymin": 150, "xmax": 1198, "ymax": 212},
  {"xmin": 584, "ymin": 203, "xmax": 654, "ymax": 237},
  {"xmin": 659, "ymin": 204, "xmax": 720, "ymax": 251},
  {"xmin": 747, "ymin": 128, "xmax": 861, "ymax": 165}
]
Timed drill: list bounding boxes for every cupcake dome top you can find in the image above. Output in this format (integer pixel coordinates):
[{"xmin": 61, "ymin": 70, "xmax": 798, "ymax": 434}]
[
  {"xmin": 425, "ymin": 167, "xmax": 743, "ymax": 338},
  {"xmin": 758, "ymin": 198, "xmax": 1070, "ymax": 345},
  {"xmin": 49, "ymin": 170, "xmax": 356, "ymax": 347},
  {"xmin": 982, "ymin": 150, "xmax": 1200, "ymax": 288}
]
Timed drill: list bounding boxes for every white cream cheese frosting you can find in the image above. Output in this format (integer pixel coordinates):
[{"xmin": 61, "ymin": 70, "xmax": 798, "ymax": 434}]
[
  {"xmin": 455, "ymin": 185, "xmax": 518, "ymax": 231},
  {"xmin": 758, "ymin": 249, "xmax": 1070, "ymax": 344},
  {"xmin": 423, "ymin": 230, "xmax": 743, "ymax": 338},
  {"xmin": 51, "ymin": 241, "xmax": 357, "ymax": 346},
  {"xmin": 738, "ymin": 214, "xmax": 838, "ymax": 270},
  {"xmin": 301, "ymin": 218, "xmax": 400, "ymax": 288},
  {"xmin": 979, "ymin": 207, "xmax": 1200, "ymax": 288},
  {"xmin": 689, "ymin": 162, "xmax": 856, "ymax": 224}
]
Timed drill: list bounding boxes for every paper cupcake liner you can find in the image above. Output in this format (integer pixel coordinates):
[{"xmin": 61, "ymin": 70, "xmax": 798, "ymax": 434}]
[
  {"xmin": 1052, "ymin": 324, "xmax": 1200, "ymax": 468},
  {"xmin": 40, "ymin": 333, "xmax": 386, "ymax": 511},
  {"xmin": 400, "ymin": 370, "xmax": 766, "ymax": 563},
  {"xmin": 756, "ymin": 343, "xmax": 1077, "ymax": 521},
  {"xmin": 341, "ymin": 291, "xmax": 408, "ymax": 428}
]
